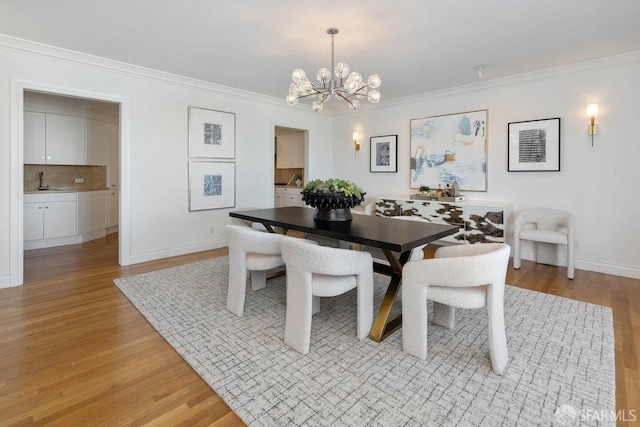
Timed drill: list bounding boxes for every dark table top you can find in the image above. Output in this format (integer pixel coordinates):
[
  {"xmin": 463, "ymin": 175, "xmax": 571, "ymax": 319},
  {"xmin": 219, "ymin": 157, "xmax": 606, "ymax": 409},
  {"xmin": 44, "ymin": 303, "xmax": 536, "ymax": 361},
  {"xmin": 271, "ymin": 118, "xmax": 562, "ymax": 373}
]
[{"xmin": 230, "ymin": 207, "xmax": 458, "ymax": 253}]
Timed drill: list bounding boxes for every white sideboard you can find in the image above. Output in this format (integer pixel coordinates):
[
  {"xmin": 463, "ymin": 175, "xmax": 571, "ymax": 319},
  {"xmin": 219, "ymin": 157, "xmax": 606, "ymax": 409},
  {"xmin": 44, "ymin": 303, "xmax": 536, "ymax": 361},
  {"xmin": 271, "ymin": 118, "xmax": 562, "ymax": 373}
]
[{"xmin": 375, "ymin": 196, "xmax": 512, "ymax": 245}]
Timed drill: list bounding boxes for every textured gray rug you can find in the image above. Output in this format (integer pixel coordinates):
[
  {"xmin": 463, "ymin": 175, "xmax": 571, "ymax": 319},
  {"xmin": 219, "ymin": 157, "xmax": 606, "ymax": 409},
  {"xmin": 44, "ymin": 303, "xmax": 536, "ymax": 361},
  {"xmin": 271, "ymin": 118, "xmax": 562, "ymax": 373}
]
[{"xmin": 114, "ymin": 257, "xmax": 615, "ymax": 426}]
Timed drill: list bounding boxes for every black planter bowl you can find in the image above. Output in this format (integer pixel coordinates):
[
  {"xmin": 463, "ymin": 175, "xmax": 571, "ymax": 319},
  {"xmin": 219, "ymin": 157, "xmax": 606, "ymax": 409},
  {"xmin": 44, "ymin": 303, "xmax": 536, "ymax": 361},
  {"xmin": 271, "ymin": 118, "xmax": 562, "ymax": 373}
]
[{"xmin": 301, "ymin": 192, "xmax": 365, "ymax": 222}]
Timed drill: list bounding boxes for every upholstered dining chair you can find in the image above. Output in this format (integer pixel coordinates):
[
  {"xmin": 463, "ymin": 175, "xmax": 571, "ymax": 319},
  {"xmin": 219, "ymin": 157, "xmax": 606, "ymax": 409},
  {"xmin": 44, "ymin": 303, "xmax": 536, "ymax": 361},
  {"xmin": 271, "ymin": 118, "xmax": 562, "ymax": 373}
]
[
  {"xmin": 513, "ymin": 208, "xmax": 575, "ymax": 279},
  {"xmin": 225, "ymin": 224, "xmax": 285, "ymax": 316},
  {"xmin": 280, "ymin": 236, "xmax": 374, "ymax": 355},
  {"xmin": 401, "ymin": 243, "xmax": 511, "ymax": 375}
]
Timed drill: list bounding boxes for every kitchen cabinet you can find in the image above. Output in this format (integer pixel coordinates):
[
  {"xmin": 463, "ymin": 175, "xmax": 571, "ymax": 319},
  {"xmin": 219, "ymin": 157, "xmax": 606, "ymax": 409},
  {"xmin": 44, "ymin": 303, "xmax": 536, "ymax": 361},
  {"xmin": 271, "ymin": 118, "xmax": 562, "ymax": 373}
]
[
  {"xmin": 109, "ymin": 190, "xmax": 119, "ymax": 228},
  {"xmin": 24, "ymin": 192, "xmax": 78, "ymax": 240},
  {"xmin": 276, "ymin": 132, "xmax": 304, "ymax": 169},
  {"xmin": 24, "ymin": 112, "xmax": 85, "ymax": 165},
  {"xmin": 78, "ymin": 190, "xmax": 109, "ymax": 234},
  {"xmin": 275, "ymin": 187, "xmax": 304, "ymax": 207},
  {"xmin": 24, "ymin": 111, "xmax": 46, "ymax": 165},
  {"xmin": 85, "ymin": 118, "xmax": 111, "ymax": 166}
]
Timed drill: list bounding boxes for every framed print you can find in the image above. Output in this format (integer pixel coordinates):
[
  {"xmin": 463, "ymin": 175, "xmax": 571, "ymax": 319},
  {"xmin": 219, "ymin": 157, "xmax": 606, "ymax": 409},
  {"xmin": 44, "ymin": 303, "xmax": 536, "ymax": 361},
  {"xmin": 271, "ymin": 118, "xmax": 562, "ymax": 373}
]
[
  {"xmin": 370, "ymin": 135, "xmax": 398, "ymax": 173},
  {"xmin": 188, "ymin": 107, "xmax": 235, "ymax": 158},
  {"xmin": 410, "ymin": 109, "xmax": 488, "ymax": 191},
  {"xmin": 508, "ymin": 118, "xmax": 560, "ymax": 172},
  {"xmin": 188, "ymin": 161, "xmax": 235, "ymax": 211}
]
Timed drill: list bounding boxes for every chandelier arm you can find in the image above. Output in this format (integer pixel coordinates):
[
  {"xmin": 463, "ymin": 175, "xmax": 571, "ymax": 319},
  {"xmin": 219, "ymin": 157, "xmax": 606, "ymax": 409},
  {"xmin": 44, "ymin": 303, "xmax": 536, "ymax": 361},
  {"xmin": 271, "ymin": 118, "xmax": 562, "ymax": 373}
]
[{"xmin": 334, "ymin": 90, "xmax": 356, "ymax": 106}]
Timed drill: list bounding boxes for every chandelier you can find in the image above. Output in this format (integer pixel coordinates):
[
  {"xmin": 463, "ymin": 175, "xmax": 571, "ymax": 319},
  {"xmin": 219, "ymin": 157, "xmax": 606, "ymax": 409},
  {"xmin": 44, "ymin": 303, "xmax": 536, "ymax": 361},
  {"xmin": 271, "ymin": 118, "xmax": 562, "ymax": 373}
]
[{"xmin": 285, "ymin": 28, "xmax": 381, "ymax": 112}]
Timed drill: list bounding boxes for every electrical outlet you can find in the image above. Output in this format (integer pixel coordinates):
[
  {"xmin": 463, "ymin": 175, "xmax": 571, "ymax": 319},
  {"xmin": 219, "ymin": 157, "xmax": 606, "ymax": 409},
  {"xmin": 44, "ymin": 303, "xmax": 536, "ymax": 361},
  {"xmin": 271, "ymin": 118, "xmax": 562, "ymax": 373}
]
[
  {"xmin": 75, "ymin": 178, "xmax": 84, "ymax": 183},
  {"xmin": 210, "ymin": 226, "xmax": 215, "ymax": 235}
]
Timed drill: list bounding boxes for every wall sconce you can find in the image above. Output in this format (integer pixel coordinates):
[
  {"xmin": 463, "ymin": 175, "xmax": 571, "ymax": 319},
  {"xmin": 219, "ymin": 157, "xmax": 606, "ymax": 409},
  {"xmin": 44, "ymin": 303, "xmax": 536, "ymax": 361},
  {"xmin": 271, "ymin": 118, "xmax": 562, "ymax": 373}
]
[
  {"xmin": 353, "ymin": 131, "xmax": 360, "ymax": 156},
  {"xmin": 587, "ymin": 103, "xmax": 598, "ymax": 146}
]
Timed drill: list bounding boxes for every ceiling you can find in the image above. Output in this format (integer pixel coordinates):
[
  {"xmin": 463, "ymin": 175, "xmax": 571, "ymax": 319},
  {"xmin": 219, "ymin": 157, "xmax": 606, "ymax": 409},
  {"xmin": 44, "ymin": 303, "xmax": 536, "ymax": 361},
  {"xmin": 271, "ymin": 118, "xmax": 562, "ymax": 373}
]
[{"xmin": 2, "ymin": 0, "xmax": 640, "ymax": 111}]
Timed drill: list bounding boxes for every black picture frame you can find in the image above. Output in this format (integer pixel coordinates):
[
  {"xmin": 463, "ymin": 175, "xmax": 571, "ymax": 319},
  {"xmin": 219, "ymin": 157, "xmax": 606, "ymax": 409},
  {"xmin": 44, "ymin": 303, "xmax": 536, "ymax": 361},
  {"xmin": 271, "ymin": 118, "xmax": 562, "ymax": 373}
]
[
  {"xmin": 370, "ymin": 135, "xmax": 398, "ymax": 173},
  {"xmin": 508, "ymin": 117, "xmax": 561, "ymax": 172}
]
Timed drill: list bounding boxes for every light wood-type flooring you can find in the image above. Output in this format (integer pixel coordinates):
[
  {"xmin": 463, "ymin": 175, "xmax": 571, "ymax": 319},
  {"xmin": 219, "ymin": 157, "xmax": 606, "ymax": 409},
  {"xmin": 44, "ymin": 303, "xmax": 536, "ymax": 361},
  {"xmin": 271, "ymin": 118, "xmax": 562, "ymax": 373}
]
[{"xmin": 1, "ymin": 233, "xmax": 638, "ymax": 426}]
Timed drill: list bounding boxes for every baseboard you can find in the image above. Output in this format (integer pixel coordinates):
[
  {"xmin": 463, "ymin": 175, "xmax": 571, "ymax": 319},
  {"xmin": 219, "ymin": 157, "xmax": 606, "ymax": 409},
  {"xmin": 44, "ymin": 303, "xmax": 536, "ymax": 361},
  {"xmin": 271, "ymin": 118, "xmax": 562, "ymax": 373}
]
[
  {"xmin": 24, "ymin": 234, "xmax": 83, "ymax": 250},
  {"xmin": 0, "ymin": 274, "xmax": 12, "ymax": 289},
  {"xmin": 129, "ymin": 238, "xmax": 228, "ymax": 265},
  {"xmin": 518, "ymin": 249, "xmax": 640, "ymax": 279}
]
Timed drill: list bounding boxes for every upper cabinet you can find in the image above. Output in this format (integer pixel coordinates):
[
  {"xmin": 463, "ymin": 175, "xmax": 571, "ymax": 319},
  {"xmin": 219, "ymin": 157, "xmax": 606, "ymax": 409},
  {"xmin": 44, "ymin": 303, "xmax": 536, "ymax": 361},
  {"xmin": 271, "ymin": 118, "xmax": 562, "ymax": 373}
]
[
  {"xmin": 24, "ymin": 112, "xmax": 85, "ymax": 165},
  {"xmin": 276, "ymin": 132, "xmax": 304, "ymax": 169},
  {"xmin": 85, "ymin": 118, "xmax": 112, "ymax": 166},
  {"xmin": 24, "ymin": 111, "xmax": 46, "ymax": 164}
]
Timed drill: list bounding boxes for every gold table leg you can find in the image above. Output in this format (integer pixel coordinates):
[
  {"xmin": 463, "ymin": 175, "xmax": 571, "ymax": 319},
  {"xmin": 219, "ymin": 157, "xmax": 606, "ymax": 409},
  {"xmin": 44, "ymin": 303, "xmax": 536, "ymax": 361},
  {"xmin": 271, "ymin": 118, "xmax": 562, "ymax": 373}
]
[{"xmin": 368, "ymin": 250, "xmax": 410, "ymax": 342}]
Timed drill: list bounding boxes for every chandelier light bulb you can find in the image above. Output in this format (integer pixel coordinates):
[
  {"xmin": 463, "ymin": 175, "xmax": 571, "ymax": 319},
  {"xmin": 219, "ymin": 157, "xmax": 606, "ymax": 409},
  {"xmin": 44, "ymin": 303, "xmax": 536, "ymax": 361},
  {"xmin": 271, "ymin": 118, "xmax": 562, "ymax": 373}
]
[
  {"xmin": 317, "ymin": 68, "xmax": 331, "ymax": 83},
  {"xmin": 367, "ymin": 74, "xmax": 381, "ymax": 89},
  {"xmin": 286, "ymin": 93, "xmax": 299, "ymax": 105},
  {"xmin": 312, "ymin": 100, "xmax": 324, "ymax": 112},
  {"xmin": 335, "ymin": 62, "xmax": 350, "ymax": 79},
  {"xmin": 292, "ymin": 68, "xmax": 307, "ymax": 84},
  {"xmin": 285, "ymin": 28, "xmax": 381, "ymax": 112}
]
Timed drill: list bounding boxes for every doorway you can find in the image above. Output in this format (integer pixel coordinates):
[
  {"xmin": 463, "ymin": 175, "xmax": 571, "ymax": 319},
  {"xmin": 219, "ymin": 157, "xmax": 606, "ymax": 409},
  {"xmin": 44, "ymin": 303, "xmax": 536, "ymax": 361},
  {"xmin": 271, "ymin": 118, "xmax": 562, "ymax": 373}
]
[
  {"xmin": 274, "ymin": 126, "xmax": 306, "ymax": 207},
  {"xmin": 10, "ymin": 79, "xmax": 130, "ymax": 287}
]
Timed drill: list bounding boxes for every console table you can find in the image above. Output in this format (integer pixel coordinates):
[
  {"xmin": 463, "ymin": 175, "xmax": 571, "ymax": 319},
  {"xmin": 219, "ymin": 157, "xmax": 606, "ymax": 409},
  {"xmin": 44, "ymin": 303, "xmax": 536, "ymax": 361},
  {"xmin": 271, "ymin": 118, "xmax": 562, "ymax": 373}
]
[{"xmin": 375, "ymin": 196, "xmax": 512, "ymax": 245}]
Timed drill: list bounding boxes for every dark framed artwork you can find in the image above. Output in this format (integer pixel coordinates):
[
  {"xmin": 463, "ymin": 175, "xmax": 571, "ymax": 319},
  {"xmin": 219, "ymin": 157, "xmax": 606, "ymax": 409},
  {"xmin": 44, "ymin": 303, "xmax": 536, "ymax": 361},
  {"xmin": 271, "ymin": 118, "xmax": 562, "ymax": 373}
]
[
  {"xmin": 188, "ymin": 107, "xmax": 235, "ymax": 158},
  {"xmin": 188, "ymin": 161, "xmax": 235, "ymax": 211},
  {"xmin": 370, "ymin": 135, "xmax": 398, "ymax": 173},
  {"xmin": 410, "ymin": 109, "xmax": 488, "ymax": 191},
  {"xmin": 508, "ymin": 118, "xmax": 560, "ymax": 171}
]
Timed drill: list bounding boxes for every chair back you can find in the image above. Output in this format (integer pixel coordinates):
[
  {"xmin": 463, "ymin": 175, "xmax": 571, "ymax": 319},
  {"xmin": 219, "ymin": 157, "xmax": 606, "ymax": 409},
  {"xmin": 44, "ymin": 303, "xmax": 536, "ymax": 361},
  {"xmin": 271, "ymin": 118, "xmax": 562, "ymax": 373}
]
[
  {"xmin": 281, "ymin": 235, "xmax": 372, "ymax": 276},
  {"xmin": 516, "ymin": 208, "xmax": 573, "ymax": 232},
  {"xmin": 405, "ymin": 243, "xmax": 510, "ymax": 289},
  {"xmin": 225, "ymin": 224, "xmax": 282, "ymax": 254}
]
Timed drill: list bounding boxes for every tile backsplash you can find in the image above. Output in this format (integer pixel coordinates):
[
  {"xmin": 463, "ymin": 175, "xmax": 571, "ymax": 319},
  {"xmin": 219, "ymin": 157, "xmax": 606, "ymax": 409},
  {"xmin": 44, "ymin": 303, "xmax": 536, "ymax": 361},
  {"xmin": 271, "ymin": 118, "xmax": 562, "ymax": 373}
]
[{"xmin": 24, "ymin": 164, "xmax": 107, "ymax": 191}]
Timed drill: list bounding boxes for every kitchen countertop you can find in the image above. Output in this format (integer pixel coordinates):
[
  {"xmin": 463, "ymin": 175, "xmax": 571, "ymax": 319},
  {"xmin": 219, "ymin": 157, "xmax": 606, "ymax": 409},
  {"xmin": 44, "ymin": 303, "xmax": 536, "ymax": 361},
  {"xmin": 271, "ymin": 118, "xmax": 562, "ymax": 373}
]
[
  {"xmin": 274, "ymin": 184, "xmax": 304, "ymax": 189},
  {"xmin": 24, "ymin": 188, "xmax": 109, "ymax": 194}
]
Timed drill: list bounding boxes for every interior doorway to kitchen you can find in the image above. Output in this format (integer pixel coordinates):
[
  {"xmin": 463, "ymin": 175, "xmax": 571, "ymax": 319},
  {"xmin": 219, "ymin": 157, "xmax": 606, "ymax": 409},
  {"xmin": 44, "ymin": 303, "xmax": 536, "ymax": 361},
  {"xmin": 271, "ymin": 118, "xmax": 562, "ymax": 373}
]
[
  {"xmin": 274, "ymin": 126, "xmax": 306, "ymax": 207},
  {"xmin": 10, "ymin": 79, "xmax": 130, "ymax": 287}
]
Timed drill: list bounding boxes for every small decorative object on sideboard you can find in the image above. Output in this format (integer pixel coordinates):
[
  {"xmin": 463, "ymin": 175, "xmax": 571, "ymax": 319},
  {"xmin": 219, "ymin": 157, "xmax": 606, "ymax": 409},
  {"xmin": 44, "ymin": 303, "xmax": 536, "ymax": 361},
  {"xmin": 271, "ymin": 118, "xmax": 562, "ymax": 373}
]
[
  {"xmin": 301, "ymin": 178, "xmax": 365, "ymax": 221},
  {"xmin": 411, "ymin": 180, "xmax": 465, "ymax": 202}
]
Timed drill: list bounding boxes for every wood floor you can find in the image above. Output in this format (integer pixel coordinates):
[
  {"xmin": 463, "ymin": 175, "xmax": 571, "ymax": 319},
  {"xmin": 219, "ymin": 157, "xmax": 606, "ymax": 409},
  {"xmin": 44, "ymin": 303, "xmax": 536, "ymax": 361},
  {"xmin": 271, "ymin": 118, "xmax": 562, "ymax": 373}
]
[{"xmin": 1, "ymin": 234, "xmax": 638, "ymax": 426}]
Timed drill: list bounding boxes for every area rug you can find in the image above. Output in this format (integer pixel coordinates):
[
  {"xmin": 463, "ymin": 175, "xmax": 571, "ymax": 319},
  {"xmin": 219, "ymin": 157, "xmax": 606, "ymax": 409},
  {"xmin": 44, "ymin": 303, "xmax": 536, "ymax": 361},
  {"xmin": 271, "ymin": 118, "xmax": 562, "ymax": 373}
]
[{"xmin": 114, "ymin": 257, "xmax": 615, "ymax": 426}]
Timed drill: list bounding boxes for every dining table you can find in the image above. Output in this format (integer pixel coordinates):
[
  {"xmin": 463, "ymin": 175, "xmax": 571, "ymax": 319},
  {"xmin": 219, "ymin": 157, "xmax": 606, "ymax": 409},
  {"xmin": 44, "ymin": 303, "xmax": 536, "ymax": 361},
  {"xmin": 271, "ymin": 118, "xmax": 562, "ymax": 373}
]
[{"xmin": 229, "ymin": 207, "xmax": 458, "ymax": 342}]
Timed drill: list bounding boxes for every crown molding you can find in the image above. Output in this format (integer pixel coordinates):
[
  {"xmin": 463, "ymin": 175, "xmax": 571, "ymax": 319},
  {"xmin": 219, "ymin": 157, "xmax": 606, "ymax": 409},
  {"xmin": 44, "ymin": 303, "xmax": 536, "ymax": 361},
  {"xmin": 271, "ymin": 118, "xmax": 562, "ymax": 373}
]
[
  {"xmin": 377, "ymin": 50, "xmax": 640, "ymax": 110},
  {"xmin": 0, "ymin": 34, "xmax": 290, "ymax": 108}
]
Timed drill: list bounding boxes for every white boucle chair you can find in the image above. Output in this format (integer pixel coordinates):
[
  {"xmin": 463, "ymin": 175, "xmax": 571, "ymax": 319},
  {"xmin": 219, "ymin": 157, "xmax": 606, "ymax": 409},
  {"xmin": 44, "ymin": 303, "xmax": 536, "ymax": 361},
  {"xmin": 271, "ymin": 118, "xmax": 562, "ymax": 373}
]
[
  {"xmin": 402, "ymin": 243, "xmax": 511, "ymax": 375},
  {"xmin": 225, "ymin": 224, "xmax": 285, "ymax": 316},
  {"xmin": 280, "ymin": 236, "xmax": 374, "ymax": 355},
  {"xmin": 513, "ymin": 208, "xmax": 575, "ymax": 279}
]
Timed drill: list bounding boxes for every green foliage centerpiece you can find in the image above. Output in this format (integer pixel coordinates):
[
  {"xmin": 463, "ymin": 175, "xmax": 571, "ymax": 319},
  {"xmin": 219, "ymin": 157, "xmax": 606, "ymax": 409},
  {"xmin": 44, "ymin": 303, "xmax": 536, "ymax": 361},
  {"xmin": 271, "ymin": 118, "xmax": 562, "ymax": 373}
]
[{"xmin": 301, "ymin": 178, "xmax": 366, "ymax": 221}]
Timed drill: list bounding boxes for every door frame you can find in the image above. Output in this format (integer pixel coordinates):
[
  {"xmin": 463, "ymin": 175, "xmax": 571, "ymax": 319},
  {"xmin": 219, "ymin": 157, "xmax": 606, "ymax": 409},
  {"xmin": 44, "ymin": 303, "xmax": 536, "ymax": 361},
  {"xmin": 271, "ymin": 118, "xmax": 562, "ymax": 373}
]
[{"xmin": 9, "ymin": 78, "xmax": 131, "ymax": 286}]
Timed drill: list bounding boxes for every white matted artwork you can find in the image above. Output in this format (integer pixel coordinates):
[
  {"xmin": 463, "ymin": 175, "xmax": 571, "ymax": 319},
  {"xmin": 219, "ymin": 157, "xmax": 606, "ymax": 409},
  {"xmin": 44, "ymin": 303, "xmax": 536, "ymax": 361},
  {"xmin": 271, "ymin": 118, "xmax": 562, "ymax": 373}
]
[
  {"xmin": 508, "ymin": 118, "xmax": 561, "ymax": 172},
  {"xmin": 189, "ymin": 161, "xmax": 235, "ymax": 211},
  {"xmin": 370, "ymin": 135, "xmax": 398, "ymax": 173},
  {"xmin": 410, "ymin": 110, "xmax": 488, "ymax": 191},
  {"xmin": 188, "ymin": 107, "xmax": 235, "ymax": 158}
]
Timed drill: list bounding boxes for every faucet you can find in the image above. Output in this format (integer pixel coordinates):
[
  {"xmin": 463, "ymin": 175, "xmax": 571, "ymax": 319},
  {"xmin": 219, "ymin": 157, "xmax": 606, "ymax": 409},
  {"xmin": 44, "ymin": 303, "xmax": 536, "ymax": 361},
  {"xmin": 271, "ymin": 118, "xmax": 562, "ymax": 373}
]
[{"xmin": 38, "ymin": 172, "xmax": 49, "ymax": 190}]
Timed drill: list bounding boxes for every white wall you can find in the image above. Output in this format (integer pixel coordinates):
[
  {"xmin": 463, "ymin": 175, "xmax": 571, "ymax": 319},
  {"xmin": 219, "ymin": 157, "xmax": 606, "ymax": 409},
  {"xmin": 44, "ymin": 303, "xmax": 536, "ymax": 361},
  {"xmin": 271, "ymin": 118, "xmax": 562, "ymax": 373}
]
[
  {"xmin": 332, "ymin": 52, "xmax": 640, "ymax": 278},
  {"xmin": 0, "ymin": 36, "xmax": 333, "ymax": 287}
]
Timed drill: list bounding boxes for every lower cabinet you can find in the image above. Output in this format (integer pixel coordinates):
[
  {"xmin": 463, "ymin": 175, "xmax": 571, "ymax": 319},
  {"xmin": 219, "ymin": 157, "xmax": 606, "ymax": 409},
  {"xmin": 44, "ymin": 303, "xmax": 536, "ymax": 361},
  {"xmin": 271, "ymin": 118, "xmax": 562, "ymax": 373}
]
[
  {"xmin": 109, "ymin": 190, "xmax": 119, "ymax": 228},
  {"xmin": 24, "ymin": 192, "xmax": 78, "ymax": 241},
  {"xmin": 78, "ymin": 190, "xmax": 108, "ymax": 233},
  {"xmin": 24, "ymin": 190, "xmax": 112, "ymax": 249},
  {"xmin": 275, "ymin": 187, "xmax": 305, "ymax": 207}
]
